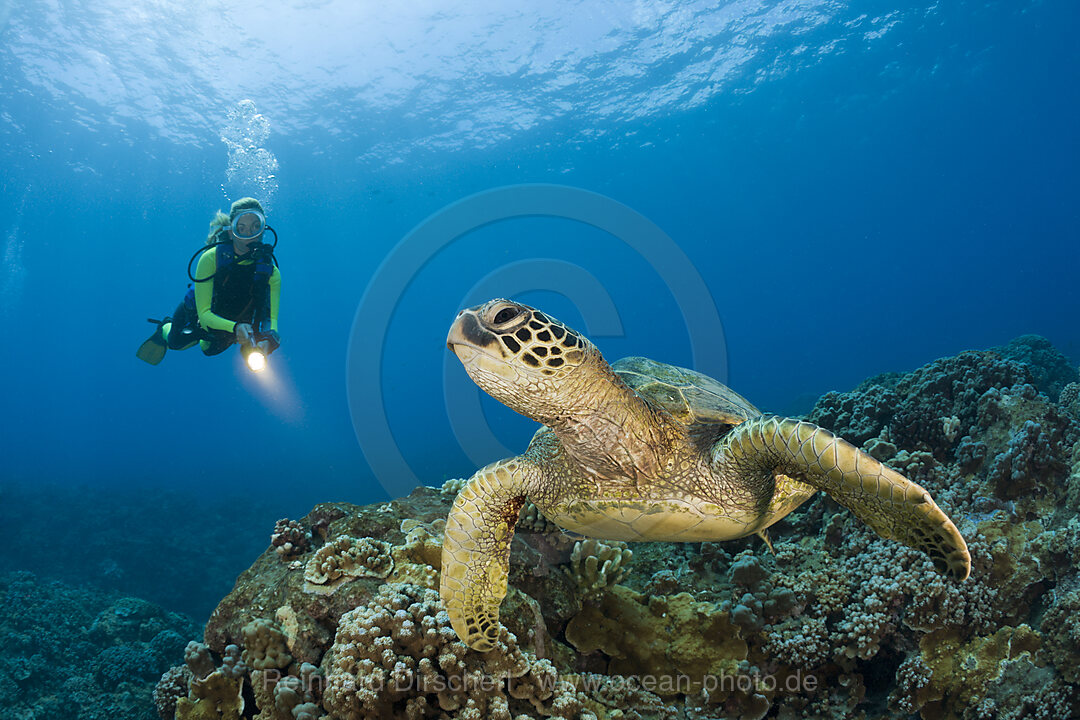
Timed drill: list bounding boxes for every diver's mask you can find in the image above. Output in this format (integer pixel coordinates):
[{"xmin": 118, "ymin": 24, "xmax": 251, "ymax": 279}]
[{"xmin": 230, "ymin": 210, "xmax": 265, "ymax": 241}]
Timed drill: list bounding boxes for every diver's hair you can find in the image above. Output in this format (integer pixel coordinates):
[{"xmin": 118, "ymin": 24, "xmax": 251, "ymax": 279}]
[
  {"xmin": 229, "ymin": 197, "xmax": 264, "ymax": 220},
  {"xmin": 206, "ymin": 211, "xmax": 231, "ymax": 245}
]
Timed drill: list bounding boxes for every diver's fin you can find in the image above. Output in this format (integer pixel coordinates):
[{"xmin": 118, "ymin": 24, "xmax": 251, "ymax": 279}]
[
  {"xmin": 136, "ymin": 318, "xmax": 168, "ymax": 365},
  {"xmin": 136, "ymin": 336, "xmax": 166, "ymax": 365}
]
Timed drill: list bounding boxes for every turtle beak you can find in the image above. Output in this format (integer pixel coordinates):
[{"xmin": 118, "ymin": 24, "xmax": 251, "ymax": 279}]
[
  {"xmin": 446, "ymin": 315, "xmax": 484, "ymax": 365},
  {"xmin": 447, "ymin": 309, "xmax": 464, "ymax": 352},
  {"xmin": 449, "ymin": 332, "xmax": 479, "ymax": 362},
  {"xmin": 447, "ymin": 311, "xmax": 518, "ymax": 381},
  {"xmin": 447, "ymin": 310, "xmax": 497, "ymax": 354},
  {"xmin": 448, "ymin": 341, "xmax": 478, "ymax": 363},
  {"xmin": 446, "ymin": 322, "xmax": 467, "ymax": 357}
]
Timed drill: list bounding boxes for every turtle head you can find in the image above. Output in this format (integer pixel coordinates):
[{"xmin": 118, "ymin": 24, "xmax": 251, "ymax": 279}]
[{"xmin": 447, "ymin": 299, "xmax": 597, "ymax": 422}]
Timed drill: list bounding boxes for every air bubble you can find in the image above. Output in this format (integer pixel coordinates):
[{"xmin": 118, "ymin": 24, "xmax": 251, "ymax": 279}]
[
  {"xmin": 220, "ymin": 100, "xmax": 279, "ymax": 210},
  {"xmin": 0, "ymin": 184, "xmax": 30, "ymax": 314}
]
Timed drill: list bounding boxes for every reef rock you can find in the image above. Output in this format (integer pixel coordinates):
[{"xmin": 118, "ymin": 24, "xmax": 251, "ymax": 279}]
[{"xmin": 168, "ymin": 338, "xmax": 1080, "ymax": 720}]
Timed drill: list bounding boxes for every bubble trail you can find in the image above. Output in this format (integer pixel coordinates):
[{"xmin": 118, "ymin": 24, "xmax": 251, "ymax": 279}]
[
  {"xmin": 220, "ymin": 99, "xmax": 279, "ymax": 209},
  {"xmin": 0, "ymin": 184, "xmax": 30, "ymax": 315}
]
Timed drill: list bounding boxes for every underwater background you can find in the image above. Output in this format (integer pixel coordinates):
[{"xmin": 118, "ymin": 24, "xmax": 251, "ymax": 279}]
[{"xmin": 0, "ymin": 1, "xmax": 1078, "ymax": 718}]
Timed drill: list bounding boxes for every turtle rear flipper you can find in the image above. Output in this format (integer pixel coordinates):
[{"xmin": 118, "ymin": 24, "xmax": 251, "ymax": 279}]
[
  {"xmin": 717, "ymin": 415, "xmax": 971, "ymax": 581},
  {"xmin": 441, "ymin": 458, "xmax": 532, "ymax": 652}
]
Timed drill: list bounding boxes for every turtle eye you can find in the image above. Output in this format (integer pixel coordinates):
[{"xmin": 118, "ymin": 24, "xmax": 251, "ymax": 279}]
[{"xmin": 493, "ymin": 307, "xmax": 519, "ymax": 325}]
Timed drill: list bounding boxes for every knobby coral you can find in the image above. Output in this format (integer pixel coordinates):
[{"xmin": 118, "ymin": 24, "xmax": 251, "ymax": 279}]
[
  {"xmin": 304, "ymin": 536, "xmax": 394, "ymax": 587},
  {"xmin": 569, "ymin": 538, "xmax": 633, "ymax": 598},
  {"xmin": 321, "ymin": 582, "xmax": 586, "ymax": 720}
]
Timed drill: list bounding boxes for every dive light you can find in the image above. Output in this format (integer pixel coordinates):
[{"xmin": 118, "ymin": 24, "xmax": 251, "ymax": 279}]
[
  {"xmin": 246, "ymin": 349, "xmax": 267, "ymax": 373},
  {"xmin": 241, "ymin": 341, "xmax": 268, "ymax": 373}
]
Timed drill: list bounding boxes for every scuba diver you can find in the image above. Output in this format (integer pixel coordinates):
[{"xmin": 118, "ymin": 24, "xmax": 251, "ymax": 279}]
[{"xmin": 136, "ymin": 197, "xmax": 281, "ymax": 370}]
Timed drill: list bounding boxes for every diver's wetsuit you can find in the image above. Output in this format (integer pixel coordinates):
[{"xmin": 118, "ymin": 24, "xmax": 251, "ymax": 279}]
[{"xmin": 166, "ymin": 245, "xmax": 281, "ymax": 355}]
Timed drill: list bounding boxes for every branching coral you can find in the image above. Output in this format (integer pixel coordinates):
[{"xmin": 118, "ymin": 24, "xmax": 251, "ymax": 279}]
[
  {"xmin": 1061, "ymin": 381, "xmax": 1080, "ymax": 420},
  {"xmin": 184, "ymin": 640, "xmax": 216, "ymax": 680},
  {"xmin": 251, "ymin": 663, "xmax": 326, "ymax": 720},
  {"xmin": 810, "ymin": 350, "xmax": 1034, "ymax": 457},
  {"xmin": 518, "ymin": 501, "xmax": 563, "ymax": 534},
  {"xmin": 955, "ymin": 435, "xmax": 988, "ymax": 474},
  {"xmin": 888, "ymin": 448, "xmax": 939, "ymax": 482},
  {"xmin": 321, "ymin": 582, "xmax": 586, "ymax": 720},
  {"xmin": 1042, "ymin": 587, "xmax": 1080, "ymax": 684},
  {"xmin": 721, "ymin": 552, "xmax": 797, "ymax": 633},
  {"xmin": 175, "ymin": 669, "xmax": 245, "ymax": 720},
  {"xmin": 304, "ymin": 536, "xmax": 394, "ymax": 587},
  {"xmin": 241, "ymin": 618, "xmax": 293, "ymax": 671},
  {"xmin": 272, "ymin": 519, "xmax": 311, "ymax": 559},
  {"xmin": 986, "ymin": 419, "xmax": 1071, "ymax": 499},
  {"xmin": 762, "ymin": 614, "xmax": 832, "ymax": 669},
  {"xmin": 154, "ymin": 664, "xmax": 193, "ymax": 720},
  {"xmin": 220, "ymin": 643, "xmax": 248, "ymax": 679},
  {"xmin": 439, "ymin": 477, "xmax": 467, "ymax": 497},
  {"xmin": 766, "ymin": 522, "xmax": 1002, "ymax": 672},
  {"xmin": 992, "ymin": 334, "xmax": 1079, "ymax": 401},
  {"xmin": 389, "ymin": 519, "xmax": 444, "ymax": 588},
  {"xmin": 808, "ymin": 382, "xmax": 900, "ymax": 447},
  {"xmin": 569, "ymin": 539, "xmax": 633, "ymax": 598}
]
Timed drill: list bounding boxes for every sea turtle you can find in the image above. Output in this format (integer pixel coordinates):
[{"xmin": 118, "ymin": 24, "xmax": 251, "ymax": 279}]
[{"xmin": 441, "ymin": 299, "xmax": 971, "ymax": 651}]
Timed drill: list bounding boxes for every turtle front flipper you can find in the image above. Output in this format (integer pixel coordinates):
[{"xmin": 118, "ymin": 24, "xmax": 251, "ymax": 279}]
[
  {"xmin": 716, "ymin": 415, "xmax": 971, "ymax": 580},
  {"xmin": 440, "ymin": 458, "xmax": 533, "ymax": 651}
]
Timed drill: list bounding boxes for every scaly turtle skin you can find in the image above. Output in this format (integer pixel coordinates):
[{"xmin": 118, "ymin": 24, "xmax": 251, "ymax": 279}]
[{"xmin": 441, "ymin": 299, "xmax": 971, "ymax": 651}]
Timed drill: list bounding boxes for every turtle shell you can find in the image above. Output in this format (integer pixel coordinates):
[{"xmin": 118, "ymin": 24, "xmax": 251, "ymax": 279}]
[{"xmin": 612, "ymin": 356, "xmax": 759, "ymax": 426}]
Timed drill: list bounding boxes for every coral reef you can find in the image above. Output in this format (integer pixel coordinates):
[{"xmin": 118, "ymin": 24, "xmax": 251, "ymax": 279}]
[
  {"xmin": 250, "ymin": 662, "xmax": 325, "ymax": 720},
  {"xmin": 242, "ymin": 617, "xmax": 294, "ymax": 670},
  {"xmin": 570, "ymin": 538, "xmax": 634, "ymax": 598},
  {"xmin": 565, "ymin": 587, "xmax": 749, "ymax": 697},
  {"xmin": 153, "ymin": 664, "xmax": 192, "ymax": 719},
  {"xmin": 0, "ymin": 570, "xmax": 197, "ymax": 720},
  {"xmin": 0, "ymin": 482, "xmax": 281, "ymax": 620},
  {"xmin": 160, "ymin": 336, "xmax": 1080, "ymax": 720},
  {"xmin": 1041, "ymin": 584, "xmax": 1080, "ymax": 684},
  {"xmin": 272, "ymin": 519, "xmax": 311, "ymax": 559},
  {"xmin": 992, "ymin": 335, "xmax": 1079, "ymax": 401},
  {"xmin": 184, "ymin": 640, "xmax": 216, "ymax": 678},
  {"xmin": 1061, "ymin": 381, "xmax": 1080, "ymax": 420},
  {"xmin": 304, "ymin": 535, "xmax": 394, "ymax": 587},
  {"xmin": 518, "ymin": 500, "xmax": 564, "ymax": 534},
  {"xmin": 439, "ymin": 477, "xmax": 468, "ymax": 497},
  {"xmin": 322, "ymin": 582, "xmax": 583, "ymax": 719},
  {"xmin": 175, "ymin": 669, "xmax": 245, "ymax": 719}
]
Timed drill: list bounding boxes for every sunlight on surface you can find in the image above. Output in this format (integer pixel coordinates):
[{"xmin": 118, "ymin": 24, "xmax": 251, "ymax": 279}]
[{"xmin": 0, "ymin": 0, "xmax": 916, "ymax": 159}]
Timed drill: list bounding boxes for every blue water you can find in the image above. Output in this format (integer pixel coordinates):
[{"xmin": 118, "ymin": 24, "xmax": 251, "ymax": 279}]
[{"xmin": 0, "ymin": 0, "xmax": 1077, "ymax": 566}]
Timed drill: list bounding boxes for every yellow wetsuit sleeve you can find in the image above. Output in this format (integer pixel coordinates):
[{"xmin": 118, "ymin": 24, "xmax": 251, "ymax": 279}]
[
  {"xmin": 193, "ymin": 247, "xmax": 282, "ymax": 334},
  {"xmin": 193, "ymin": 248, "xmax": 238, "ymax": 333},
  {"xmin": 269, "ymin": 266, "xmax": 280, "ymax": 332}
]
